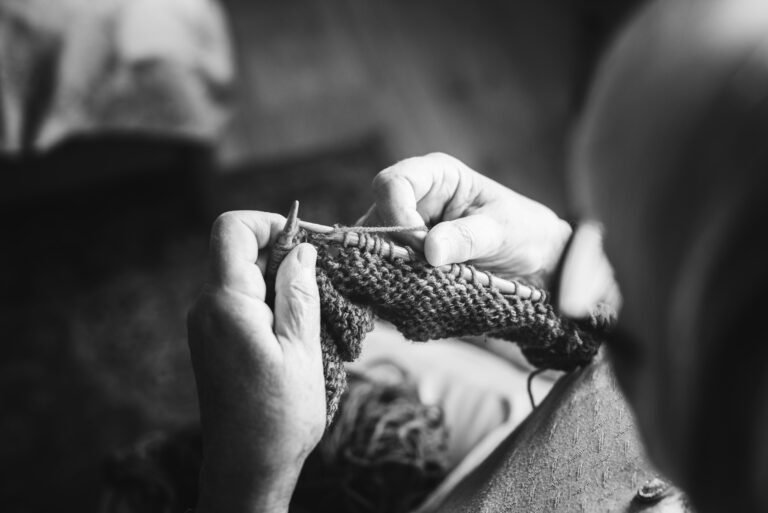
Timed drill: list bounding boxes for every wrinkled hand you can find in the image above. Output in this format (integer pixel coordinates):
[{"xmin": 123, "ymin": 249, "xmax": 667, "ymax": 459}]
[
  {"xmin": 187, "ymin": 211, "xmax": 325, "ymax": 513},
  {"xmin": 359, "ymin": 153, "xmax": 572, "ymax": 282}
]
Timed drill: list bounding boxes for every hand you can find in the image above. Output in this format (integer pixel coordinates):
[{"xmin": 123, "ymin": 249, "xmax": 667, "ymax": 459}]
[
  {"xmin": 187, "ymin": 211, "xmax": 325, "ymax": 513},
  {"xmin": 359, "ymin": 153, "xmax": 572, "ymax": 283}
]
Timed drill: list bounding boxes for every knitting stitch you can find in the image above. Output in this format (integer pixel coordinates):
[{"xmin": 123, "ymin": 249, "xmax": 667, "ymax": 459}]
[{"xmin": 296, "ymin": 229, "xmax": 613, "ymax": 425}]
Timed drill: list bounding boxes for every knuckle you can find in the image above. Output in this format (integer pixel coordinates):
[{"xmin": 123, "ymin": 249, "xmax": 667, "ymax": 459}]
[
  {"xmin": 372, "ymin": 169, "xmax": 397, "ymax": 196},
  {"xmin": 453, "ymin": 222, "xmax": 476, "ymax": 257},
  {"xmin": 210, "ymin": 211, "xmax": 237, "ymax": 237},
  {"xmin": 374, "ymin": 153, "xmax": 460, "ymax": 194},
  {"xmin": 426, "ymin": 152, "xmax": 463, "ymax": 169},
  {"xmin": 374, "ymin": 156, "xmax": 430, "ymax": 192},
  {"xmin": 426, "ymin": 151, "xmax": 455, "ymax": 162},
  {"xmin": 372, "ymin": 166, "xmax": 415, "ymax": 203},
  {"xmin": 286, "ymin": 278, "xmax": 319, "ymax": 304},
  {"xmin": 380, "ymin": 155, "xmax": 428, "ymax": 181},
  {"xmin": 212, "ymin": 211, "xmax": 237, "ymax": 229},
  {"xmin": 425, "ymin": 152, "xmax": 469, "ymax": 187},
  {"xmin": 280, "ymin": 280, "xmax": 320, "ymax": 330}
]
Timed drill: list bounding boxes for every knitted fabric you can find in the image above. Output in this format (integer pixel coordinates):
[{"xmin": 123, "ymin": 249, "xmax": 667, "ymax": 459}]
[{"xmin": 299, "ymin": 230, "xmax": 614, "ymax": 425}]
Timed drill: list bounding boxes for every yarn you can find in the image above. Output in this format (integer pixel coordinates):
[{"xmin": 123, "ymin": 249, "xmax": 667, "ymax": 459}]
[
  {"xmin": 293, "ymin": 370, "xmax": 449, "ymax": 513},
  {"xmin": 299, "ymin": 228, "xmax": 614, "ymax": 425}
]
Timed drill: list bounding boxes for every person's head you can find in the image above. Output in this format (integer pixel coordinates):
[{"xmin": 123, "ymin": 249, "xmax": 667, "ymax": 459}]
[{"xmin": 572, "ymin": 0, "xmax": 768, "ymax": 510}]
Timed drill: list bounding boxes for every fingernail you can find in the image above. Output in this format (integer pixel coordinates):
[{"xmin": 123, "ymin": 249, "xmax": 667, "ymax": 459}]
[{"xmin": 297, "ymin": 244, "xmax": 317, "ymax": 268}]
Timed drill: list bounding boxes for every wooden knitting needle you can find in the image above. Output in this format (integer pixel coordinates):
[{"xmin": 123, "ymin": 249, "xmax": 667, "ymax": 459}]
[
  {"xmin": 297, "ymin": 219, "xmax": 545, "ymax": 302},
  {"xmin": 298, "ymin": 220, "xmax": 334, "ymax": 234},
  {"xmin": 265, "ymin": 200, "xmax": 301, "ymax": 306}
]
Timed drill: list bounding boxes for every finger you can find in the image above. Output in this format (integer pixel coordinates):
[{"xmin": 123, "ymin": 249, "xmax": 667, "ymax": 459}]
[
  {"xmin": 208, "ymin": 211, "xmax": 286, "ymax": 299},
  {"xmin": 371, "ymin": 153, "xmax": 466, "ymax": 226},
  {"xmin": 557, "ymin": 222, "xmax": 619, "ymax": 319},
  {"xmin": 274, "ymin": 243, "xmax": 320, "ymax": 346},
  {"xmin": 371, "ymin": 168, "xmax": 426, "ymax": 228},
  {"xmin": 424, "ymin": 214, "xmax": 504, "ymax": 266},
  {"xmin": 369, "ymin": 153, "xmax": 469, "ymax": 248}
]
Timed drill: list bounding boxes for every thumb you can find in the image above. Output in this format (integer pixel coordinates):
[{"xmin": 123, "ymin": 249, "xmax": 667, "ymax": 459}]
[
  {"xmin": 424, "ymin": 215, "xmax": 503, "ymax": 266},
  {"xmin": 274, "ymin": 243, "xmax": 320, "ymax": 346}
]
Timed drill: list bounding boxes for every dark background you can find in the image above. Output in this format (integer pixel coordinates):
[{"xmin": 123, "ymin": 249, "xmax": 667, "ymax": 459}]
[{"xmin": 0, "ymin": 1, "xmax": 642, "ymax": 511}]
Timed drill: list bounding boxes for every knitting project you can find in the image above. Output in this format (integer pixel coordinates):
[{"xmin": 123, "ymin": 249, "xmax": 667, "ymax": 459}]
[{"xmin": 296, "ymin": 229, "xmax": 613, "ymax": 425}]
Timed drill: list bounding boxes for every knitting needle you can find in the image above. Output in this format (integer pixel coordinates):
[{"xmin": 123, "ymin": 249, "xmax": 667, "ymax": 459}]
[
  {"xmin": 297, "ymin": 219, "xmax": 544, "ymax": 301},
  {"xmin": 298, "ymin": 220, "xmax": 334, "ymax": 234},
  {"xmin": 265, "ymin": 200, "xmax": 301, "ymax": 306}
]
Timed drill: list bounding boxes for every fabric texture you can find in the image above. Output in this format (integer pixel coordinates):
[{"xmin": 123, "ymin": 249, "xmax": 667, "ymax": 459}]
[
  {"xmin": 433, "ymin": 355, "xmax": 689, "ymax": 513},
  {"xmin": 304, "ymin": 230, "xmax": 613, "ymax": 425}
]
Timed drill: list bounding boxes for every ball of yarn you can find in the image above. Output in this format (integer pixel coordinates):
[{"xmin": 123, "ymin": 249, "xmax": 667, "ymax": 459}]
[{"xmin": 291, "ymin": 370, "xmax": 449, "ymax": 513}]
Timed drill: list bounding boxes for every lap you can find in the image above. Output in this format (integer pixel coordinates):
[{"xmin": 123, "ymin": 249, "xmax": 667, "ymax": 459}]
[{"xmin": 431, "ymin": 354, "xmax": 687, "ymax": 513}]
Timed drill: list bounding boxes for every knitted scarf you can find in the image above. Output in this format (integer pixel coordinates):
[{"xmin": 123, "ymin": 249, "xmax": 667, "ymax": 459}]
[{"xmin": 299, "ymin": 229, "xmax": 614, "ymax": 425}]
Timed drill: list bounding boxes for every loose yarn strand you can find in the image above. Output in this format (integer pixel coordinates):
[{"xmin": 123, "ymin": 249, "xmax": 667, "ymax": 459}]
[
  {"xmin": 527, "ymin": 368, "xmax": 546, "ymax": 409},
  {"xmin": 331, "ymin": 225, "xmax": 429, "ymax": 234}
]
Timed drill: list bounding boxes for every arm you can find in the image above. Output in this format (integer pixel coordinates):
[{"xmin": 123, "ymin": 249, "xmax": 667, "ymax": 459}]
[{"xmin": 187, "ymin": 211, "xmax": 326, "ymax": 513}]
